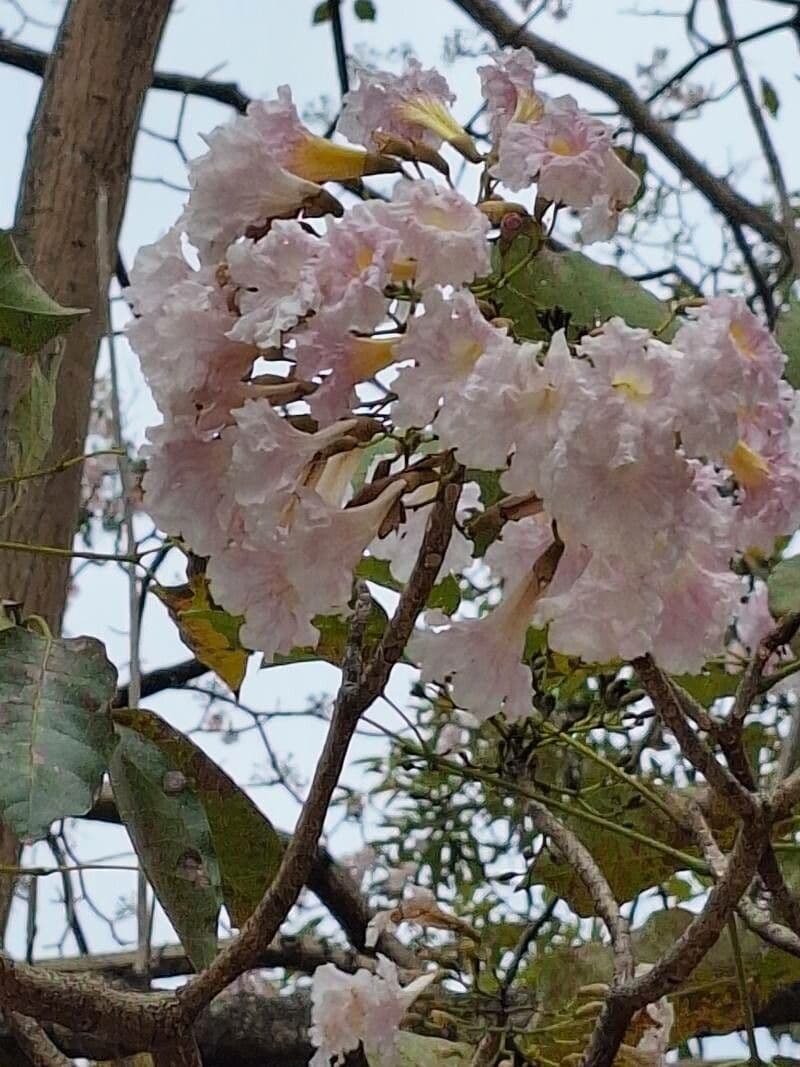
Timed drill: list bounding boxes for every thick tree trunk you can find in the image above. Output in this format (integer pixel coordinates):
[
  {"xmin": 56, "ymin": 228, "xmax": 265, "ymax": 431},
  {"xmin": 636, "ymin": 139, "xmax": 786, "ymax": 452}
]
[
  {"xmin": 0, "ymin": 0, "xmax": 174, "ymax": 632},
  {"xmin": 0, "ymin": 0, "xmax": 173, "ymax": 1001}
]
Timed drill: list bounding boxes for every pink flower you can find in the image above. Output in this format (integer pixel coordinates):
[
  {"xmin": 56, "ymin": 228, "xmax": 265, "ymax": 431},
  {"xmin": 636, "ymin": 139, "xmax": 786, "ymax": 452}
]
[
  {"xmin": 206, "ymin": 539, "xmax": 322, "ymax": 659},
  {"xmin": 126, "ymin": 227, "xmax": 191, "ymax": 317},
  {"xmin": 730, "ymin": 432, "xmax": 800, "ymax": 552},
  {"xmin": 338, "ymin": 58, "xmax": 478, "ymax": 159},
  {"xmin": 248, "ymin": 87, "xmax": 393, "ymax": 182},
  {"xmin": 478, "ymin": 48, "xmax": 540, "ymax": 143},
  {"xmin": 290, "ymin": 307, "xmax": 398, "ymax": 422},
  {"xmin": 535, "ymin": 553, "xmax": 662, "ymax": 665},
  {"xmin": 672, "ymin": 296, "xmax": 786, "ymax": 460},
  {"xmin": 370, "ymin": 480, "xmax": 480, "ymax": 584},
  {"xmin": 392, "ymin": 288, "xmax": 510, "ymax": 430},
  {"xmin": 577, "ymin": 318, "xmax": 680, "ymax": 461},
  {"xmin": 377, "ymin": 179, "xmax": 491, "ymax": 289},
  {"xmin": 209, "ymin": 483, "xmax": 404, "ymax": 661},
  {"xmin": 226, "ymin": 221, "xmax": 320, "ymax": 348},
  {"xmin": 579, "ymin": 150, "xmax": 641, "ymax": 243},
  {"xmin": 412, "ymin": 523, "xmax": 555, "ymax": 721},
  {"xmin": 493, "ymin": 97, "xmax": 611, "ymax": 205},
  {"xmin": 230, "ymin": 398, "xmax": 368, "ymax": 536},
  {"xmin": 128, "ymin": 277, "xmax": 254, "ymax": 429},
  {"xmin": 501, "ymin": 330, "xmax": 584, "ymax": 495},
  {"xmin": 309, "ymin": 956, "xmax": 436, "ymax": 1067},
  {"xmin": 311, "ymin": 201, "xmax": 404, "ymax": 332},
  {"xmin": 180, "ymin": 114, "xmax": 330, "ymax": 255},
  {"xmin": 142, "ymin": 419, "xmax": 239, "ymax": 557},
  {"xmin": 649, "ymin": 549, "xmax": 740, "ymax": 674}
]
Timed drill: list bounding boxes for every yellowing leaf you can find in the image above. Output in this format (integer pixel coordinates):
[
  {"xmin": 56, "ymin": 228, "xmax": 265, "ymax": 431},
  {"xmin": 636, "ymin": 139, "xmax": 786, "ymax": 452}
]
[{"xmin": 156, "ymin": 575, "xmax": 249, "ymax": 693}]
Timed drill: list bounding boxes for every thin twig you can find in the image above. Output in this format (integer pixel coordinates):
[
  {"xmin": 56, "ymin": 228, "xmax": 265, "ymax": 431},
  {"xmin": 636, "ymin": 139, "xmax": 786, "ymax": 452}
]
[
  {"xmin": 727, "ymin": 913, "xmax": 762, "ymax": 1066},
  {"xmin": 527, "ymin": 801, "xmax": 633, "ymax": 982},
  {"xmin": 716, "ymin": 0, "xmax": 800, "ymax": 272},
  {"xmin": 98, "ymin": 185, "xmax": 152, "ymax": 977}
]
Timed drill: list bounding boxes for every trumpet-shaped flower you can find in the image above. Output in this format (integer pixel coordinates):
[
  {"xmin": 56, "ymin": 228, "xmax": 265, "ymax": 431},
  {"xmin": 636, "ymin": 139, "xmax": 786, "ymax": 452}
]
[
  {"xmin": 579, "ymin": 150, "xmax": 641, "ymax": 243},
  {"xmin": 412, "ymin": 525, "xmax": 556, "ymax": 721},
  {"xmin": 142, "ymin": 420, "xmax": 239, "ymax": 557},
  {"xmin": 128, "ymin": 277, "xmax": 254, "ymax": 429},
  {"xmin": 338, "ymin": 58, "xmax": 478, "ymax": 159},
  {"xmin": 180, "ymin": 115, "xmax": 330, "ymax": 255},
  {"xmin": 392, "ymin": 288, "xmax": 510, "ymax": 430},
  {"xmin": 478, "ymin": 48, "xmax": 541, "ymax": 142},
  {"xmin": 377, "ymin": 179, "xmax": 491, "ymax": 289},
  {"xmin": 309, "ymin": 956, "xmax": 436, "ymax": 1067},
  {"xmin": 672, "ymin": 296, "xmax": 786, "ymax": 459},
  {"xmin": 248, "ymin": 86, "xmax": 400, "ymax": 183},
  {"xmin": 226, "ymin": 221, "xmax": 321, "ymax": 347},
  {"xmin": 493, "ymin": 97, "xmax": 611, "ymax": 206},
  {"xmin": 290, "ymin": 308, "xmax": 399, "ymax": 421}
]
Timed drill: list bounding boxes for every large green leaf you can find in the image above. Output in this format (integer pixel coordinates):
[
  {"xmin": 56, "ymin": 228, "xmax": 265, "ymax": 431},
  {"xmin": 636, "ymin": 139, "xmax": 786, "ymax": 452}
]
[
  {"xmin": 2, "ymin": 350, "xmax": 62, "ymax": 519},
  {"xmin": 112, "ymin": 708, "xmax": 283, "ymax": 928},
  {"xmin": 522, "ymin": 906, "xmax": 800, "ymax": 1057},
  {"xmin": 768, "ymin": 556, "xmax": 800, "ymax": 617},
  {"xmin": 0, "ymin": 231, "xmax": 86, "ymax": 354},
  {"xmin": 109, "ymin": 721, "xmax": 223, "ymax": 970},
  {"xmin": 494, "ymin": 241, "xmax": 670, "ymax": 342},
  {"xmin": 777, "ymin": 297, "xmax": 800, "ymax": 388},
  {"xmin": 531, "ymin": 783, "xmax": 703, "ymax": 915},
  {"xmin": 0, "ymin": 625, "xmax": 116, "ymax": 841}
]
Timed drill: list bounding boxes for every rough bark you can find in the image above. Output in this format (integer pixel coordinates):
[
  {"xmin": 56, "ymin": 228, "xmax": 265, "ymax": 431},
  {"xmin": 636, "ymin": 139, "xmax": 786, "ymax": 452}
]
[
  {"xmin": 0, "ymin": 0, "xmax": 174, "ymax": 630},
  {"xmin": 0, "ymin": 4, "xmax": 174, "ymax": 1049}
]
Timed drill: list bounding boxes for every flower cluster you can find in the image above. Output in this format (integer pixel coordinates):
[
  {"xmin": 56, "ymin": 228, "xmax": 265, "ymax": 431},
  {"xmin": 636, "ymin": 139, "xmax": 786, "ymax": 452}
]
[
  {"xmin": 128, "ymin": 47, "xmax": 800, "ymax": 715},
  {"xmin": 308, "ymin": 955, "xmax": 435, "ymax": 1066}
]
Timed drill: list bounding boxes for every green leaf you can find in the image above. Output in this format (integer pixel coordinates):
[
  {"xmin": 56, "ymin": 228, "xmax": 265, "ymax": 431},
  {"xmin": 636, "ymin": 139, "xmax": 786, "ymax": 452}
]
[
  {"xmin": 531, "ymin": 782, "xmax": 700, "ymax": 915},
  {"xmin": 353, "ymin": 0, "xmax": 376, "ymax": 18},
  {"xmin": 769, "ymin": 556, "xmax": 800, "ymax": 617},
  {"xmin": 356, "ymin": 554, "xmax": 403, "ymax": 592},
  {"xmin": 372, "ymin": 1033, "xmax": 473, "ymax": 1067},
  {"xmin": 427, "ymin": 573, "xmax": 461, "ymax": 615},
  {"xmin": 465, "ymin": 468, "xmax": 506, "ymax": 510},
  {"xmin": 777, "ymin": 298, "xmax": 800, "ymax": 389},
  {"xmin": 155, "ymin": 575, "xmax": 249, "ymax": 693},
  {"xmin": 761, "ymin": 76, "xmax": 780, "ymax": 117},
  {"xmin": 312, "ymin": 0, "xmax": 332, "ymax": 22},
  {"xmin": 108, "ymin": 721, "xmax": 223, "ymax": 970},
  {"xmin": 270, "ymin": 601, "xmax": 389, "ymax": 667},
  {"xmin": 494, "ymin": 242, "xmax": 670, "ymax": 342},
  {"xmin": 636, "ymin": 907, "xmax": 800, "ymax": 1043},
  {"xmin": 112, "ymin": 708, "xmax": 283, "ymax": 928},
  {"xmin": 0, "ymin": 231, "xmax": 87, "ymax": 354},
  {"xmin": 674, "ymin": 661, "xmax": 741, "ymax": 705},
  {"xmin": 0, "ymin": 625, "xmax": 116, "ymax": 841},
  {"xmin": 3, "ymin": 350, "xmax": 62, "ymax": 519}
]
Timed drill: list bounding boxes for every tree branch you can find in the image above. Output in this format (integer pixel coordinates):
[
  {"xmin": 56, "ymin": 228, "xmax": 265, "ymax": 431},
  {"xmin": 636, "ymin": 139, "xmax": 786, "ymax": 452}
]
[
  {"xmin": 634, "ymin": 656, "xmax": 756, "ymax": 818},
  {"xmin": 6, "ymin": 1013, "xmax": 71, "ymax": 1067},
  {"xmin": 115, "ymin": 658, "xmax": 210, "ymax": 707},
  {"xmin": 715, "ymin": 0, "xmax": 800, "ymax": 272},
  {"xmin": 527, "ymin": 800, "xmax": 632, "ymax": 981},
  {"xmin": 0, "ymin": 36, "xmax": 251, "ymax": 114},
  {"xmin": 448, "ymin": 0, "xmax": 787, "ymax": 250},
  {"xmin": 177, "ymin": 473, "xmax": 461, "ymax": 1019}
]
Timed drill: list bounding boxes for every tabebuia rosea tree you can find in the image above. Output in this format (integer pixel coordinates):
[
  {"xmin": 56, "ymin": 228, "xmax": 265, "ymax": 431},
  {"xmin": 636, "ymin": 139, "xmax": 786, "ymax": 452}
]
[{"xmin": 117, "ymin": 46, "xmax": 800, "ymax": 1066}]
